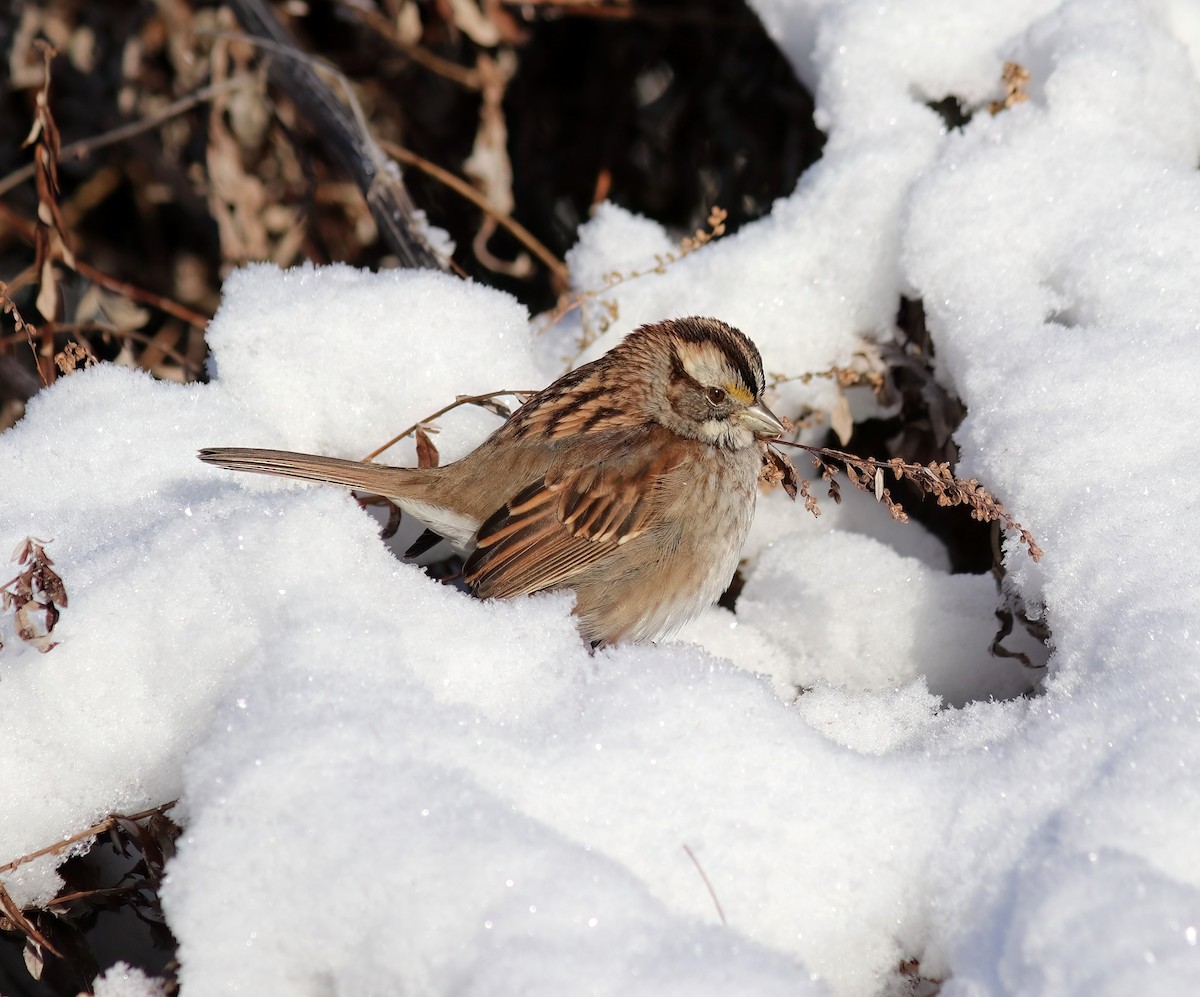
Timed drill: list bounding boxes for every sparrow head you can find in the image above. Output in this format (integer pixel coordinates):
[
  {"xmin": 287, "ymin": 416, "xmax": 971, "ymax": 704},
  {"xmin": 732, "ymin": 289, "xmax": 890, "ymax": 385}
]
[{"xmin": 625, "ymin": 317, "xmax": 785, "ymax": 450}]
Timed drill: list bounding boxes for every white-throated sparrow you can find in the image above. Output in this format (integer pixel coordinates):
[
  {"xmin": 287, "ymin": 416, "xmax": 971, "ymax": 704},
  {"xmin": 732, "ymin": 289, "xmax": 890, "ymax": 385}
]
[{"xmin": 199, "ymin": 317, "xmax": 784, "ymax": 645}]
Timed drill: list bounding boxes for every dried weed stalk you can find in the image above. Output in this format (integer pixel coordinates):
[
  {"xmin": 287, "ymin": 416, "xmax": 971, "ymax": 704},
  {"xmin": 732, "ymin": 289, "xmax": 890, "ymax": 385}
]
[
  {"xmin": 360, "ymin": 388, "xmax": 536, "ymax": 463},
  {"xmin": 22, "ymin": 41, "xmax": 75, "ymax": 328},
  {"xmin": 0, "ymin": 285, "xmax": 43, "ymax": 384},
  {"xmin": 768, "ymin": 357, "xmax": 887, "ymax": 394},
  {"xmin": 759, "ymin": 429, "xmax": 800, "ymax": 500},
  {"xmin": 382, "ymin": 139, "xmax": 567, "ymax": 283},
  {"xmin": 0, "ymin": 75, "xmax": 257, "ymax": 202},
  {"xmin": 2, "ymin": 41, "xmax": 74, "ymax": 387},
  {"xmin": 53, "ymin": 339, "xmax": 97, "ymax": 376},
  {"xmin": 0, "ymin": 537, "xmax": 68, "ymax": 653},
  {"xmin": 989, "ymin": 61, "xmax": 1030, "ymax": 114},
  {"xmin": 769, "ymin": 440, "xmax": 1043, "ymax": 562},
  {"xmin": 768, "ymin": 347, "xmax": 890, "ymax": 444},
  {"xmin": 682, "ymin": 843, "xmax": 727, "ymax": 926},
  {"xmin": 536, "ymin": 206, "xmax": 729, "ymax": 361},
  {"xmin": 337, "ymin": 0, "xmax": 487, "ymax": 89},
  {"xmin": 0, "ymin": 39, "xmax": 210, "ymax": 406},
  {"xmin": 896, "ymin": 957, "xmax": 944, "ymax": 995}
]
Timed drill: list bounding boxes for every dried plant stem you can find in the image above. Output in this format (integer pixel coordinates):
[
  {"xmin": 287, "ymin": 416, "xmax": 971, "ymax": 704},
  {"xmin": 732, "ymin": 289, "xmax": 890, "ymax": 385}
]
[
  {"xmin": 505, "ymin": 0, "xmax": 637, "ymax": 19},
  {"xmin": 682, "ymin": 843, "xmax": 727, "ymax": 925},
  {"xmin": 360, "ymin": 388, "xmax": 535, "ymax": 462},
  {"xmin": 772, "ymin": 439, "xmax": 1044, "ymax": 561},
  {"xmin": 333, "ymin": 1, "xmax": 483, "ymax": 90},
  {"xmin": 0, "ymin": 801, "xmax": 177, "ymax": 875},
  {"xmin": 537, "ymin": 205, "xmax": 729, "ymax": 363},
  {"xmin": 0, "ymin": 75, "xmax": 257, "ymax": 201},
  {"xmin": 0, "ymin": 203, "xmax": 210, "ymax": 329},
  {"xmin": 768, "ymin": 361, "xmax": 885, "ymax": 393},
  {"xmin": 0, "ymin": 282, "xmax": 45, "ymax": 386},
  {"xmin": 45, "ymin": 884, "xmax": 141, "ymax": 907},
  {"xmin": 379, "ymin": 139, "xmax": 568, "ymax": 284},
  {"xmin": 0, "ymin": 321, "xmax": 200, "ymax": 375},
  {"xmin": 0, "ymin": 883, "xmax": 62, "ymax": 957},
  {"xmin": 74, "ymin": 256, "xmax": 208, "ymax": 329}
]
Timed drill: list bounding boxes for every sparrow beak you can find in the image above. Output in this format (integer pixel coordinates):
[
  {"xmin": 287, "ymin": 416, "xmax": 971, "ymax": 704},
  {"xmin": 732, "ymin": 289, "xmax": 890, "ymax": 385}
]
[{"xmin": 740, "ymin": 400, "xmax": 786, "ymax": 439}]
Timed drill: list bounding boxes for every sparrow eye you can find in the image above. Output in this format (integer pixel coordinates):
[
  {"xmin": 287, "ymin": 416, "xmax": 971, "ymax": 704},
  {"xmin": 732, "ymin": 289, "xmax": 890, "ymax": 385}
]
[{"xmin": 705, "ymin": 386, "xmax": 727, "ymax": 407}]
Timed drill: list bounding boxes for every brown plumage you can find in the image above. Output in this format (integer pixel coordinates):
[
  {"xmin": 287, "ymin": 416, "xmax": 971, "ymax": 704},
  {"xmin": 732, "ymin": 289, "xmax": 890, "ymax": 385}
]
[{"xmin": 199, "ymin": 317, "xmax": 784, "ymax": 645}]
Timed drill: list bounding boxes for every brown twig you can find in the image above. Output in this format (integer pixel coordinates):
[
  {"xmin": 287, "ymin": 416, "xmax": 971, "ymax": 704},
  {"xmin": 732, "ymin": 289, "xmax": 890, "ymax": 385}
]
[
  {"xmin": 0, "ymin": 76, "xmax": 257, "ymax": 202},
  {"xmin": 767, "ymin": 361, "xmax": 886, "ymax": 394},
  {"xmin": 0, "ymin": 202, "xmax": 209, "ymax": 330},
  {"xmin": 360, "ymin": 388, "xmax": 536, "ymax": 462},
  {"xmin": 0, "ymin": 801, "xmax": 178, "ymax": 876},
  {"xmin": 771, "ymin": 439, "xmax": 1043, "ymax": 561},
  {"xmin": 682, "ymin": 843, "xmax": 727, "ymax": 926},
  {"xmin": 75, "ymin": 257, "xmax": 209, "ymax": 330},
  {"xmin": 46, "ymin": 884, "xmax": 143, "ymax": 908},
  {"xmin": 503, "ymin": 1, "xmax": 761, "ymax": 27},
  {"xmin": 0, "ymin": 282, "xmax": 45, "ymax": 386},
  {"xmin": 333, "ymin": 0, "xmax": 484, "ymax": 90},
  {"xmin": 0, "ymin": 883, "xmax": 62, "ymax": 958},
  {"xmin": 22, "ymin": 40, "xmax": 71, "ymax": 346},
  {"xmin": 0, "ymin": 322, "xmax": 201, "ymax": 375},
  {"xmin": 535, "ymin": 205, "xmax": 729, "ymax": 362},
  {"xmin": 380, "ymin": 139, "xmax": 568, "ymax": 284},
  {"xmin": 501, "ymin": 0, "xmax": 634, "ymax": 15}
]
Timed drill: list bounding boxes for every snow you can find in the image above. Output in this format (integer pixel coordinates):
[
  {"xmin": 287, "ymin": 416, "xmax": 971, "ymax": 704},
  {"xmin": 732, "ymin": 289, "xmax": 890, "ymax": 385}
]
[
  {"xmin": 4, "ymin": 0, "xmax": 1200, "ymax": 994},
  {"xmin": 92, "ymin": 963, "xmax": 167, "ymax": 997},
  {"xmin": 735, "ymin": 530, "xmax": 1039, "ymax": 705}
]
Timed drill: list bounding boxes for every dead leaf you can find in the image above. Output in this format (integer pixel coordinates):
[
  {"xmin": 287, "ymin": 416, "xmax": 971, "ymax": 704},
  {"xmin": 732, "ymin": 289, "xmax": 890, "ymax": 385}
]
[
  {"xmin": 759, "ymin": 444, "xmax": 798, "ymax": 500},
  {"xmin": 2, "ymin": 537, "xmax": 67, "ymax": 651},
  {"xmin": 830, "ymin": 390, "xmax": 853, "ymax": 445},
  {"xmin": 54, "ymin": 341, "xmax": 94, "ymax": 375},
  {"xmin": 990, "ymin": 61, "xmax": 1031, "ymax": 114},
  {"xmin": 23, "ymin": 939, "xmax": 44, "ymax": 980},
  {"xmin": 0, "ymin": 883, "xmax": 63, "ymax": 960},
  {"xmin": 445, "ymin": 0, "xmax": 501, "ymax": 46},
  {"xmin": 414, "ymin": 426, "xmax": 440, "ymax": 469},
  {"xmin": 469, "ymin": 395, "xmax": 514, "ymax": 418}
]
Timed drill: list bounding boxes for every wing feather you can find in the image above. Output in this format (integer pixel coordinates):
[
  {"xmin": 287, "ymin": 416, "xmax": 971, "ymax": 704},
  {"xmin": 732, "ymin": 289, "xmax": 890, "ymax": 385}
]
[{"xmin": 464, "ymin": 440, "xmax": 683, "ymax": 601}]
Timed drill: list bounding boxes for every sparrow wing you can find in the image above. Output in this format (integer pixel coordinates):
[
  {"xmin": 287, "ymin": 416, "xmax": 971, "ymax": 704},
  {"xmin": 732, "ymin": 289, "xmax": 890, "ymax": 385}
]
[{"xmin": 463, "ymin": 440, "xmax": 684, "ymax": 600}]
